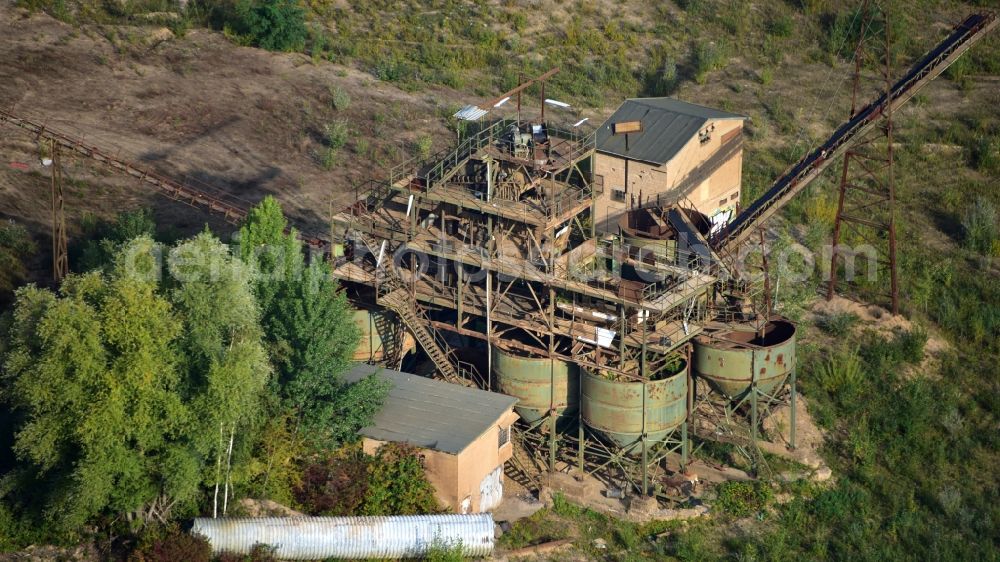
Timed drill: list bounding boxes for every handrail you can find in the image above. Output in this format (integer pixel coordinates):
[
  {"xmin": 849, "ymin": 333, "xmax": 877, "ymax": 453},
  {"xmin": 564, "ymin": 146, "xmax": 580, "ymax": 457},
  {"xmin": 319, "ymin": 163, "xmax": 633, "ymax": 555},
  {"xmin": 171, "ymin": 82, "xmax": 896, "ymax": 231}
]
[{"xmin": 371, "ymin": 247, "xmax": 486, "ymax": 386}]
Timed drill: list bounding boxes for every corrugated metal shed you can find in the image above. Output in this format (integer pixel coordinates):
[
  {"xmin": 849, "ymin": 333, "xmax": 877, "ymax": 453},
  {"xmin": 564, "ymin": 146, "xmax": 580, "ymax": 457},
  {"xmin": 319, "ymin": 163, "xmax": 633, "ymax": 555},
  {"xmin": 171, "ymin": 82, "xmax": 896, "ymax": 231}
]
[
  {"xmin": 596, "ymin": 97, "xmax": 747, "ymax": 165},
  {"xmin": 343, "ymin": 364, "xmax": 518, "ymax": 455}
]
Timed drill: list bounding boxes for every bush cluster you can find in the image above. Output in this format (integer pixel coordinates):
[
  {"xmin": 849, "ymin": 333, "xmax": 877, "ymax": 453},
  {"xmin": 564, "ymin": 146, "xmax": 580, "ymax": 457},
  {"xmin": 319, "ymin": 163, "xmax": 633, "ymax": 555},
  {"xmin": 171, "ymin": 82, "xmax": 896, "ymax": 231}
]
[
  {"xmin": 714, "ymin": 481, "xmax": 774, "ymax": 517},
  {"xmin": 294, "ymin": 443, "xmax": 440, "ymax": 517}
]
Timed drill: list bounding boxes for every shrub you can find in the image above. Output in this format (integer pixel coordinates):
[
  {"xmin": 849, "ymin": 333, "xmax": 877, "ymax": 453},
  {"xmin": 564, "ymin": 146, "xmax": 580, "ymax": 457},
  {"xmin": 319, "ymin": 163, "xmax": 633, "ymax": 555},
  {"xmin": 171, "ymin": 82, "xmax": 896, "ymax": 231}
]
[
  {"xmin": 714, "ymin": 481, "xmax": 773, "ymax": 517},
  {"xmin": 767, "ymin": 13, "xmax": 795, "ymax": 38},
  {"xmin": 329, "ymin": 86, "xmax": 351, "ymax": 111},
  {"xmin": 425, "ymin": 539, "xmax": 466, "ymax": 562},
  {"xmin": 961, "ymin": 197, "xmax": 998, "ymax": 256},
  {"xmin": 759, "ymin": 66, "xmax": 774, "ymax": 85},
  {"xmin": 0, "ymin": 502, "xmax": 44, "ymax": 552},
  {"xmin": 817, "ymin": 312, "xmax": 858, "ymax": 337},
  {"xmin": 294, "ymin": 444, "xmax": 438, "ymax": 517},
  {"xmin": 325, "ymin": 120, "xmax": 349, "ymax": 150},
  {"xmin": 823, "ymin": 6, "xmax": 883, "ymax": 60},
  {"xmin": 858, "ymin": 328, "xmax": 927, "ymax": 375},
  {"xmin": 676, "ymin": 0, "xmax": 705, "ymax": 14},
  {"xmin": 319, "ymin": 146, "xmax": 337, "ymax": 170},
  {"xmin": 818, "ymin": 347, "xmax": 864, "ymax": 396},
  {"xmin": 896, "ymin": 327, "xmax": 927, "ymax": 364},
  {"xmin": 551, "ymin": 493, "xmax": 584, "ymax": 518},
  {"xmin": 691, "ymin": 41, "xmax": 725, "ymax": 84},
  {"xmin": 128, "ymin": 526, "xmax": 212, "ymax": 562},
  {"xmin": 614, "ymin": 525, "xmax": 642, "ymax": 550},
  {"xmin": 644, "ymin": 53, "xmax": 679, "ymax": 96},
  {"xmin": 414, "ymin": 135, "xmax": 433, "ymax": 160},
  {"xmin": 294, "ymin": 448, "xmax": 370, "ymax": 516},
  {"xmin": 362, "ymin": 444, "xmax": 440, "ymax": 516},
  {"xmin": 225, "ymin": 0, "xmax": 307, "ymax": 52},
  {"xmin": 969, "ymin": 134, "xmax": 1000, "ymax": 173}
]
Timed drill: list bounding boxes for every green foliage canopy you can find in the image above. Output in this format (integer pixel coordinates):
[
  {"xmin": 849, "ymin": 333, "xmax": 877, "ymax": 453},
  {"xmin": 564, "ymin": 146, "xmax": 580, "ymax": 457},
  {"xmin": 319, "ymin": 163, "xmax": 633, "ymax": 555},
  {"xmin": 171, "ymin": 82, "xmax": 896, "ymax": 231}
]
[
  {"xmin": 2, "ymin": 272, "xmax": 195, "ymax": 531},
  {"xmin": 0, "ymin": 222, "xmax": 36, "ymax": 303},
  {"xmin": 78, "ymin": 209, "xmax": 157, "ymax": 272},
  {"xmin": 1, "ymin": 232, "xmax": 274, "ymax": 532},
  {"xmin": 226, "ymin": 0, "xmax": 308, "ymax": 52},
  {"xmin": 237, "ymin": 196, "xmax": 377, "ymax": 450}
]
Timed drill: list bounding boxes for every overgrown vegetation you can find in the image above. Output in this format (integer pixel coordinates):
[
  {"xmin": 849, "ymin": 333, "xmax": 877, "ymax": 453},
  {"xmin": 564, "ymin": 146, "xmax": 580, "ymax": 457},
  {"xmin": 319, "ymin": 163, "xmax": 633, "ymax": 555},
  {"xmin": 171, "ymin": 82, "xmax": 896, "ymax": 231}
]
[
  {"xmin": 219, "ymin": 0, "xmax": 307, "ymax": 52},
  {"xmin": 295, "ymin": 442, "xmax": 440, "ymax": 517},
  {"xmin": 713, "ymin": 481, "xmax": 774, "ymax": 518},
  {"xmin": 0, "ymin": 200, "xmax": 402, "ymax": 555},
  {"xmin": 0, "ymin": 222, "xmax": 36, "ymax": 305},
  {"xmin": 3, "ymin": 1, "xmax": 998, "ymax": 560},
  {"xmin": 75, "ymin": 208, "xmax": 158, "ymax": 272}
]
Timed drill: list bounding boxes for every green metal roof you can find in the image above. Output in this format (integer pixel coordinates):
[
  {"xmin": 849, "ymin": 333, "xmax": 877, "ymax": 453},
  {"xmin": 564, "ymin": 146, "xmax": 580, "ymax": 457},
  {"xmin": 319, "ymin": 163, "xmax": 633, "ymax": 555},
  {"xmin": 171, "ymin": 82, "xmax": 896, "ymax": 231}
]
[
  {"xmin": 596, "ymin": 98, "xmax": 747, "ymax": 166},
  {"xmin": 343, "ymin": 364, "xmax": 518, "ymax": 455}
]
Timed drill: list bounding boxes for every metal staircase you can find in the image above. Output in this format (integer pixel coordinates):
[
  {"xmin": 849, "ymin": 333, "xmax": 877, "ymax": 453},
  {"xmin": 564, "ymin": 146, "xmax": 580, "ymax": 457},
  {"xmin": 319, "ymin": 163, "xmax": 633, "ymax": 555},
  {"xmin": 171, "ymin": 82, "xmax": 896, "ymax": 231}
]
[
  {"xmin": 370, "ymin": 308, "xmax": 405, "ymax": 369},
  {"xmin": 367, "ymin": 240, "xmax": 484, "ymax": 387}
]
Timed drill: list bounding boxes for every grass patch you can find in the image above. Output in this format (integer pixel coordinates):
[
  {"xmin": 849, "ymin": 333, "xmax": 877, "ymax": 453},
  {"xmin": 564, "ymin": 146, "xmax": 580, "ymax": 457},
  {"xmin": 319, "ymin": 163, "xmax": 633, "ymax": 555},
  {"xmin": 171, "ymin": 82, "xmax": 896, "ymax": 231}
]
[
  {"xmin": 714, "ymin": 481, "xmax": 774, "ymax": 518},
  {"xmin": 817, "ymin": 312, "xmax": 858, "ymax": 337}
]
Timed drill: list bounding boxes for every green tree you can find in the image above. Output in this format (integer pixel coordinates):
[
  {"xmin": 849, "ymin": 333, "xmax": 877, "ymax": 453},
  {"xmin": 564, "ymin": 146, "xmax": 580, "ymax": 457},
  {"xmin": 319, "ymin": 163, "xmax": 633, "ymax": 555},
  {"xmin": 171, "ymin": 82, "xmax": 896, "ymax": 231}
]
[
  {"xmin": 0, "ymin": 221, "xmax": 36, "ymax": 304},
  {"xmin": 237, "ymin": 195, "xmax": 303, "ymax": 315},
  {"xmin": 237, "ymin": 197, "xmax": 379, "ymax": 450},
  {"xmin": 77, "ymin": 208, "xmax": 157, "ymax": 272},
  {"xmin": 268, "ymin": 262, "xmax": 383, "ymax": 447},
  {"xmin": 165, "ymin": 233, "xmax": 271, "ymax": 517},
  {"xmin": 2, "ymin": 272, "xmax": 197, "ymax": 532},
  {"xmin": 227, "ymin": 0, "xmax": 308, "ymax": 52}
]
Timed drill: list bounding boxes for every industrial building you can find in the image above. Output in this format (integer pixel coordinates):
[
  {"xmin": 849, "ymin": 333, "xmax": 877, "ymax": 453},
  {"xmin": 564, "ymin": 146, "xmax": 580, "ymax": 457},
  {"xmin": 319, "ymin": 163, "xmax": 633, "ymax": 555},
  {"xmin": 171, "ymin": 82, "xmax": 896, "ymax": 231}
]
[
  {"xmin": 326, "ymin": 10, "xmax": 997, "ymax": 499},
  {"xmin": 328, "ymin": 82, "xmax": 796, "ymax": 494},
  {"xmin": 594, "ymin": 98, "xmax": 747, "ymax": 233},
  {"xmin": 0, "ymin": 6, "xmax": 988, "ymax": 511},
  {"xmin": 344, "ymin": 364, "xmax": 518, "ymax": 513}
]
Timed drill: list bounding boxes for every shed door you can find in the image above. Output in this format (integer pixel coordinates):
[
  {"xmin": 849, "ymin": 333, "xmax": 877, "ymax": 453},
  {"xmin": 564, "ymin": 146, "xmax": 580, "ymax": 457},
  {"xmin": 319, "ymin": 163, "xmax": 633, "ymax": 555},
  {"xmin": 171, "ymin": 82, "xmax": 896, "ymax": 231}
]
[{"xmin": 479, "ymin": 466, "xmax": 504, "ymax": 512}]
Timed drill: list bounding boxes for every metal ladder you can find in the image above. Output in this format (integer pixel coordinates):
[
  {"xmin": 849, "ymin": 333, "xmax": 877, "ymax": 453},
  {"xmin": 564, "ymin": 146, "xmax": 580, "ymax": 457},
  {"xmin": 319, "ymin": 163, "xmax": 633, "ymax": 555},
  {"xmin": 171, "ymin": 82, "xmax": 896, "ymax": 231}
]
[{"xmin": 366, "ymin": 242, "xmax": 483, "ymax": 387}]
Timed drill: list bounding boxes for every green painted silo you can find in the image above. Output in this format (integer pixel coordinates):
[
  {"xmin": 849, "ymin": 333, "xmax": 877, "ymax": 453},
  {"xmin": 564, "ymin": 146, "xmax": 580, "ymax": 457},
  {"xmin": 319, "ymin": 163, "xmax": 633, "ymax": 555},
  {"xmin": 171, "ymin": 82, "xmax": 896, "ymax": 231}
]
[
  {"xmin": 493, "ymin": 346, "xmax": 580, "ymax": 425},
  {"xmin": 692, "ymin": 319, "xmax": 796, "ymax": 400},
  {"xmin": 580, "ymin": 359, "xmax": 688, "ymax": 453}
]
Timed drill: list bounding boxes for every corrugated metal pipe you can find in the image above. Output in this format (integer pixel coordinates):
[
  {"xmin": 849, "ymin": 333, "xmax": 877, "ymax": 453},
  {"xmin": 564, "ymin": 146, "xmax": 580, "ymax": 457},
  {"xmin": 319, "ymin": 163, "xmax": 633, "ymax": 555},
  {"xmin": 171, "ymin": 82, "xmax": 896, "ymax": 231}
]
[{"xmin": 191, "ymin": 514, "xmax": 495, "ymax": 559}]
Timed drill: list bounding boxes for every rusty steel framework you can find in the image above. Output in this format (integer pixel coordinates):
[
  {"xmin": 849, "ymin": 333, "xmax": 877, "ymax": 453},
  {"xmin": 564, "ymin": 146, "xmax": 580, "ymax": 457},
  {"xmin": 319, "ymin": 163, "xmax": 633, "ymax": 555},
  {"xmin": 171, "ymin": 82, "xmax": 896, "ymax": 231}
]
[
  {"xmin": 709, "ymin": 11, "xmax": 998, "ymax": 255},
  {"xmin": 48, "ymin": 140, "xmax": 68, "ymax": 281},
  {"xmin": 828, "ymin": 1, "xmax": 899, "ymax": 313},
  {"xmin": 329, "ymin": 12, "xmax": 998, "ymax": 497},
  {"xmin": 329, "ymin": 92, "xmax": 715, "ymax": 496},
  {"xmin": 0, "ymin": 107, "xmax": 331, "ymax": 265},
  {"xmin": 0, "ymin": 7, "xmax": 993, "ymax": 502}
]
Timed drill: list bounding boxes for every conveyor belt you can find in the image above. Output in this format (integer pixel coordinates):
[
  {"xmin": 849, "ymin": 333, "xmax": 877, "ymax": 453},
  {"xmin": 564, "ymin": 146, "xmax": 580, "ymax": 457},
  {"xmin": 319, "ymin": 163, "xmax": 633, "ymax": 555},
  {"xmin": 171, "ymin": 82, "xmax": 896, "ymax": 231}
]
[
  {"xmin": 0, "ymin": 108, "xmax": 330, "ymax": 250},
  {"xmin": 712, "ymin": 11, "xmax": 997, "ymax": 254}
]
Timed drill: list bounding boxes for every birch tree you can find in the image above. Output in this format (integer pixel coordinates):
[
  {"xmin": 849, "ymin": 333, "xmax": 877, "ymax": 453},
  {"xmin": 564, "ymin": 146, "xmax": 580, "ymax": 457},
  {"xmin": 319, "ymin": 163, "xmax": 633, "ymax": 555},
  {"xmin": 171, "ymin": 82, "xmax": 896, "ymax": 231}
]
[{"xmin": 167, "ymin": 232, "xmax": 270, "ymax": 515}]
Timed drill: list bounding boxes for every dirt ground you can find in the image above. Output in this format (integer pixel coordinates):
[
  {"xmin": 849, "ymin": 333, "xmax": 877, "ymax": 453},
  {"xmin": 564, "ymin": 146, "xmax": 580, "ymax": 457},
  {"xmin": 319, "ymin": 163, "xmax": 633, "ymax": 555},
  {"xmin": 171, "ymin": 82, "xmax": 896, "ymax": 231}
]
[{"xmin": 0, "ymin": 5, "xmax": 463, "ymax": 251}]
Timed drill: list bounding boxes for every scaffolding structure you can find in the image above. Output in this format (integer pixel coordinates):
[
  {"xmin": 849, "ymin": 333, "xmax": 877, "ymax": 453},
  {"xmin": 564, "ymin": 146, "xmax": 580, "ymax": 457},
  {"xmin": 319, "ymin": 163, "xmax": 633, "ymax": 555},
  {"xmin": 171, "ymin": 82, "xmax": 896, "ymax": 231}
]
[
  {"xmin": 828, "ymin": 1, "xmax": 900, "ymax": 313},
  {"xmin": 0, "ymin": 8, "xmax": 990, "ymax": 505},
  {"xmin": 330, "ymin": 111, "xmax": 720, "ymax": 496}
]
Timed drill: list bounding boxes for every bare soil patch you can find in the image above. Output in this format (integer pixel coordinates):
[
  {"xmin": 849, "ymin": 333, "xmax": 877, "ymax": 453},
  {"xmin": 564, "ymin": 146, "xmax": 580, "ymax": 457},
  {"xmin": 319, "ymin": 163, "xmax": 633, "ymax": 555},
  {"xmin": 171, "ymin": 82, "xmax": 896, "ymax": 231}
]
[{"xmin": 0, "ymin": 6, "xmax": 463, "ymax": 244}]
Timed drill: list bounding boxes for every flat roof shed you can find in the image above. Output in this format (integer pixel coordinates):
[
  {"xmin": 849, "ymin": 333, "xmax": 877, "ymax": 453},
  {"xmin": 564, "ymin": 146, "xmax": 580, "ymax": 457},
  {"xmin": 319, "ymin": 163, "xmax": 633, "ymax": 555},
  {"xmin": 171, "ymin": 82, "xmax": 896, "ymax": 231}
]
[{"xmin": 343, "ymin": 364, "xmax": 518, "ymax": 455}]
